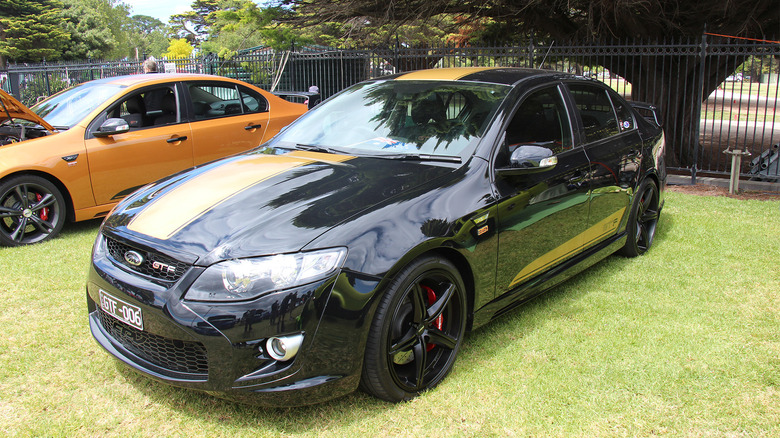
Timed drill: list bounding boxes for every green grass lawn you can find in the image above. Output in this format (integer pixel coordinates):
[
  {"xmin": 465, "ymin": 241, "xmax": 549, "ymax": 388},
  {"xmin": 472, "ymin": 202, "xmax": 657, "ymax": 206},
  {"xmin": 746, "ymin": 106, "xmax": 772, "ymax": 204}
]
[{"xmin": 1, "ymin": 191, "xmax": 778, "ymax": 437}]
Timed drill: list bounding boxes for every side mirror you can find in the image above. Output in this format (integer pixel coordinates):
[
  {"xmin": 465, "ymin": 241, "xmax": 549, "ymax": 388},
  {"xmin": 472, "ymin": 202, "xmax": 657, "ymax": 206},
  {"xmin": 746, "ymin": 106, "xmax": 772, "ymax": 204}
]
[
  {"xmin": 497, "ymin": 145, "xmax": 558, "ymax": 176},
  {"xmin": 93, "ymin": 118, "xmax": 130, "ymax": 138}
]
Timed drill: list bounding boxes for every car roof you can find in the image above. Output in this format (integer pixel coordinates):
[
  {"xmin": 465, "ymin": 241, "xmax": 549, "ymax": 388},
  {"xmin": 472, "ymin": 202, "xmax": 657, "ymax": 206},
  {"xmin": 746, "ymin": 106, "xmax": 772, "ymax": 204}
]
[
  {"xmin": 385, "ymin": 67, "xmax": 574, "ymax": 86},
  {"xmin": 87, "ymin": 73, "xmax": 249, "ymax": 87}
]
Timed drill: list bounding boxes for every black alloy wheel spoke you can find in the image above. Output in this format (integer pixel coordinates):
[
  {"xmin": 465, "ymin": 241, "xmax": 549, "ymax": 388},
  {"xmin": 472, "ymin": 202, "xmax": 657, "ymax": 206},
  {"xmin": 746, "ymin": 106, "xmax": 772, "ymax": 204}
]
[
  {"xmin": 10, "ymin": 217, "xmax": 28, "ymax": 241},
  {"xmin": 13, "ymin": 185, "xmax": 30, "ymax": 209},
  {"xmin": 426, "ymin": 326, "xmax": 458, "ymax": 350},
  {"xmin": 426, "ymin": 282, "xmax": 454, "ymax": 322},
  {"xmin": 641, "ymin": 207, "xmax": 659, "ymax": 224},
  {"xmin": 388, "ymin": 329, "xmax": 420, "ymax": 356},
  {"xmin": 28, "ymin": 215, "xmax": 55, "ymax": 233},
  {"xmin": 638, "ymin": 223, "xmax": 650, "ymax": 249},
  {"xmin": 411, "ymin": 340, "xmax": 428, "ymax": 388},
  {"xmin": 31, "ymin": 192, "xmax": 56, "ymax": 211},
  {"xmin": 408, "ymin": 284, "xmax": 428, "ymax": 324},
  {"xmin": 0, "ymin": 206, "xmax": 21, "ymax": 218}
]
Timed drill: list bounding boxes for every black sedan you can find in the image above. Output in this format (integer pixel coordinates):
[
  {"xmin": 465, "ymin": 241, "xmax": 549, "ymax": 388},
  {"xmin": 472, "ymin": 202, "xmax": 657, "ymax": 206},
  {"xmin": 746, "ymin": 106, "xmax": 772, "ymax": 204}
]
[{"xmin": 87, "ymin": 68, "xmax": 665, "ymax": 406}]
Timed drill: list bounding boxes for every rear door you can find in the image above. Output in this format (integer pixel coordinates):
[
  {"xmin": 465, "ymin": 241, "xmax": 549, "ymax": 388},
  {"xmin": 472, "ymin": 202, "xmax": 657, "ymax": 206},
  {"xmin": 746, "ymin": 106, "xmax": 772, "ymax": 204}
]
[
  {"xmin": 566, "ymin": 83, "xmax": 642, "ymax": 249},
  {"xmin": 184, "ymin": 81, "xmax": 271, "ymax": 165}
]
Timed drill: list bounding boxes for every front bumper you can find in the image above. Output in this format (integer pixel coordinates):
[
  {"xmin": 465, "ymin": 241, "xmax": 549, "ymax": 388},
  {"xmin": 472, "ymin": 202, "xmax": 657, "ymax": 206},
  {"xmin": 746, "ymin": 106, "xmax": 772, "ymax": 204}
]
[{"xmin": 86, "ymin": 236, "xmax": 368, "ymax": 406}]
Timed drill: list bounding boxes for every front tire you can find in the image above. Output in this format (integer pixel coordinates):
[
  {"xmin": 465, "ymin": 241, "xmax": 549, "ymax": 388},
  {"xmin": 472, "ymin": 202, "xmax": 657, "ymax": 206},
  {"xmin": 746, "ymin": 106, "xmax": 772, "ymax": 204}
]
[
  {"xmin": 0, "ymin": 175, "xmax": 66, "ymax": 246},
  {"xmin": 361, "ymin": 256, "xmax": 467, "ymax": 402},
  {"xmin": 619, "ymin": 178, "xmax": 660, "ymax": 257}
]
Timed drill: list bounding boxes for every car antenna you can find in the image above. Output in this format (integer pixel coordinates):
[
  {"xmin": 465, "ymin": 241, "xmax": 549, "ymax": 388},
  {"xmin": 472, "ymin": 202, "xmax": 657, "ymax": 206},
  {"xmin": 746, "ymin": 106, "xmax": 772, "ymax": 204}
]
[{"xmin": 537, "ymin": 41, "xmax": 555, "ymax": 69}]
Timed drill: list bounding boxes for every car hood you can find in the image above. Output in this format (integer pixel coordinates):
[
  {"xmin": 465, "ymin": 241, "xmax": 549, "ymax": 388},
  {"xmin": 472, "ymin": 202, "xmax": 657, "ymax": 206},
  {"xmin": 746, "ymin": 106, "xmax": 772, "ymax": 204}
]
[
  {"xmin": 104, "ymin": 148, "xmax": 456, "ymax": 265},
  {"xmin": 0, "ymin": 89, "xmax": 55, "ymax": 131}
]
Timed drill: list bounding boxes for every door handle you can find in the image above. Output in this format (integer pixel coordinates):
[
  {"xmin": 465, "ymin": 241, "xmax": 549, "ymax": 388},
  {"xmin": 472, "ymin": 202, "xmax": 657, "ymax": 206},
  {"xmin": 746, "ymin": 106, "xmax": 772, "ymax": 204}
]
[
  {"xmin": 244, "ymin": 124, "xmax": 263, "ymax": 131},
  {"xmin": 166, "ymin": 136, "xmax": 188, "ymax": 143}
]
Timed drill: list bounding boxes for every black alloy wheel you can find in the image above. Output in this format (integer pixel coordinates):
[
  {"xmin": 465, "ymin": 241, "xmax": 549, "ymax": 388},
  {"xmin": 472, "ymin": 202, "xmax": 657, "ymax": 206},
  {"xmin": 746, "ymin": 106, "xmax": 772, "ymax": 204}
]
[
  {"xmin": 619, "ymin": 178, "xmax": 660, "ymax": 257},
  {"xmin": 0, "ymin": 175, "xmax": 66, "ymax": 246},
  {"xmin": 361, "ymin": 256, "xmax": 467, "ymax": 402}
]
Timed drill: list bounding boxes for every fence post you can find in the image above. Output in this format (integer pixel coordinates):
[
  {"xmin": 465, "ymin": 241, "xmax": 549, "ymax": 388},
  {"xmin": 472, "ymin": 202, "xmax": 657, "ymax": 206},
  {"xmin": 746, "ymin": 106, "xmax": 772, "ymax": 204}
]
[
  {"xmin": 691, "ymin": 31, "xmax": 708, "ymax": 185},
  {"xmin": 43, "ymin": 58, "xmax": 51, "ymax": 98},
  {"xmin": 394, "ymin": 35, "xmax": 400, "ymax": 73},
  {"xmin": 527, "ymin": 33, "xmax": 535, "ymax": 68}
]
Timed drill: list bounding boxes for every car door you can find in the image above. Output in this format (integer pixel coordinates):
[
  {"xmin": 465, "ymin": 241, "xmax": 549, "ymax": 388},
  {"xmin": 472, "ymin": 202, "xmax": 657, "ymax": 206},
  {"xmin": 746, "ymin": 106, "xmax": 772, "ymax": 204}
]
[
  {"xmin": 184, "ymin": 81, "xmax": 271, "ymax": 165},
  {"xmin": 493, "ymin": 85, "xmax": 592, "ymax": 298},
  {"xmin": 85, "ymin": 83, "xmax": 194, "ymax": 205},
  {"xmin": 566, "ymin": 83, "xmax": 642, "ymax": 249}
]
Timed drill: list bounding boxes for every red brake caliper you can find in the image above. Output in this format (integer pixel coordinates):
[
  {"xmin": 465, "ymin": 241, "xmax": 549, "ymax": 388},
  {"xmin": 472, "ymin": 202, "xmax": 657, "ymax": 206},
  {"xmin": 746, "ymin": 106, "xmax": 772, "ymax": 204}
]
[
  {"xmin": 422, "ymin": 285, "xmax": 444, "ymax": 351},
  {"xmin": 35, "ymin": 193, "xmax": 49, "ymax": 222}
]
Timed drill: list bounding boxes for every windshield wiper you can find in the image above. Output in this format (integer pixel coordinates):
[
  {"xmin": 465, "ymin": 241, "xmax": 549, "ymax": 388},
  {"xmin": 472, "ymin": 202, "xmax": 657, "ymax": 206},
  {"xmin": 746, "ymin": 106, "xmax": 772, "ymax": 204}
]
[
  {"xmin": 296, "ymin": 143, "xmax": 335, "ymax": 154},
  {"xmin": 378, "ymin": 153, "xmax": 462, "ymax": 163}
]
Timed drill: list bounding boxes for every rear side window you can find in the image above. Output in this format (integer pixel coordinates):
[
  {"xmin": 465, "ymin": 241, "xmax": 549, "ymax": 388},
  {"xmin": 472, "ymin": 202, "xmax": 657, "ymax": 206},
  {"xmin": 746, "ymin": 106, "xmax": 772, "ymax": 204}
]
[
  {"xmin": 568, "ymin": 84, "xmax": 619, "ymax": 142},
  {"xmin": 610, "ymin": 92, "xmax": 635, "ymax": 132},
  {"xmin": 187, "ymin": 83, "xmax": 268, "ymax": 120}
]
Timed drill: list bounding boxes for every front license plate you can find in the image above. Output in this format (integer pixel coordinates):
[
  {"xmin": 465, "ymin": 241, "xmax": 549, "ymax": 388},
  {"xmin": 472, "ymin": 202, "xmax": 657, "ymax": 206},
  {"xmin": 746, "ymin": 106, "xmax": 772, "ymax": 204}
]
[{"xmin": 99, "ymin": 289, "xmax": 143, "ymax": 331}]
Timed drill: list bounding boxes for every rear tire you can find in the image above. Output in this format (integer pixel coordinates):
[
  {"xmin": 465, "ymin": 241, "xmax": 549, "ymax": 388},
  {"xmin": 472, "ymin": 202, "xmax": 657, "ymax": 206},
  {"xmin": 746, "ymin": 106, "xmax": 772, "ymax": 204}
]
[
  {"xmin": 0, "ymin": 175, "xmax": 66, "ymax": 246},
  {"xmin": 360, "ymin": 256, "xmax": 467, "ymax": 402},
  {"xmin": 619, "ymin": 178, "xmax": 660, "ymax": 257}
]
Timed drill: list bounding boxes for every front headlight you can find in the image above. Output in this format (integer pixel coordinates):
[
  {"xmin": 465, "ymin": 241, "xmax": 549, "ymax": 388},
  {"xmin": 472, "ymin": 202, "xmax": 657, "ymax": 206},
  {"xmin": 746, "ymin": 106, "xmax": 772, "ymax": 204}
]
[{"xmin": 186, "ymin": 248, "xmax": 347, "ymax": 302}]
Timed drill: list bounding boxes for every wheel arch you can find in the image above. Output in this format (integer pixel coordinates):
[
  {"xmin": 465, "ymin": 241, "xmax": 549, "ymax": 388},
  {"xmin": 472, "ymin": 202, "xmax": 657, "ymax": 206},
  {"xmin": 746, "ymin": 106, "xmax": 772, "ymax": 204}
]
[
  {"xmin": 0, "ymin": 170, "xmax": 76, "ymax": 222},
  {"xmin": 391, "ymin": 245, "xmax": 478, "ymax": 332}
]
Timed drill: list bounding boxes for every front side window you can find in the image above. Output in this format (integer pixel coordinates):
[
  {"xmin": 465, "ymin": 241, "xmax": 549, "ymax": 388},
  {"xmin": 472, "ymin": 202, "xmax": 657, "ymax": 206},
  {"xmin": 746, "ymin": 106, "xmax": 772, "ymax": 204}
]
[
  {"xmin": 568, "ymin": 84, "xmax": 619, "ymax": 142},
  {"xmin": 504, "ymin": 86, "xmax": 573, "ymax": 156},
  {"xmin": 108, "ymin": 86, "xmax": 178, "ymax": 129}
]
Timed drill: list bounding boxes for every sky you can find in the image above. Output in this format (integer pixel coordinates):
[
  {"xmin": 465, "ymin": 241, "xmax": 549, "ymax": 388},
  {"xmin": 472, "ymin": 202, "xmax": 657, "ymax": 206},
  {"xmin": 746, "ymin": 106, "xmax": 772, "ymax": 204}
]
[
  {"xmin": 122, "ymin": 0, "xmax": 191, "ymax": 22},
  {"xmin": 122, "ymin": 0, "xmax": 266, "ymax": 23}
]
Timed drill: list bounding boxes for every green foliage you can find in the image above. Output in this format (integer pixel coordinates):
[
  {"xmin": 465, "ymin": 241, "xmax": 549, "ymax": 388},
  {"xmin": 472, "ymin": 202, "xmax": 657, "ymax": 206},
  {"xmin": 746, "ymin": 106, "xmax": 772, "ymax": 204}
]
[
  {"xmin": 60, "ymin": 0, "xmax": 118, "ymax": 59},
  {"xmin": 170, "ymin": 0, "xmax": 221, "ymax": 42},
  {"xmin": 0, "ymin": 0, "xmax": 70, "ymax": 67},
  {"xmin": 127, "ymin": 15, "xmax": 170, "ymax": 58}
]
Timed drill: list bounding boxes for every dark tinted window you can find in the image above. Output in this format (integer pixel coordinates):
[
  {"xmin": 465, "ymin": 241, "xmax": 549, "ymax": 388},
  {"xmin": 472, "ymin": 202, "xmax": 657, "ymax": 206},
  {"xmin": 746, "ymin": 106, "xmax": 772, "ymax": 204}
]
[
  {"xmin": 239, "ymin": 86, "xmax": 268, "ymax": 113},
  {"xmin": 505, "ymin": 86, "xmax": 573, "ymax": 155},
  {"xmin": 188, "ymin": 83, "xmax": 267, "ymax": 120},
  {"xmin": 610, "ymin": 92, "xmax": 635, "ymax": 132},
  {"xmin": 568, "ymin": 84, "xmax": 619, "ymax": 142},
  {"xmin": 109, "ymin": 85, "xmax": 178, "ymax": 129}
]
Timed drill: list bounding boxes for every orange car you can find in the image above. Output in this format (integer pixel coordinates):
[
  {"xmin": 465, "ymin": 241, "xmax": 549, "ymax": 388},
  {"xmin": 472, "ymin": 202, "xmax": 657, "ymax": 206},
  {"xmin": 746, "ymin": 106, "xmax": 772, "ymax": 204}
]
[{"xmin": 0, "ymin": 74, "xmax": 307, "ymax": 246}]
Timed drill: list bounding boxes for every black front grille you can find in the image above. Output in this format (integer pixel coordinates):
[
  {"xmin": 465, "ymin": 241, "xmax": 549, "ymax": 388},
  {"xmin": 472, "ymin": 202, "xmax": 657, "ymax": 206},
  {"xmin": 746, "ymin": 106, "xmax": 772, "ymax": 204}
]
[
  {"xmin": 105, "ymin": 237, "xmax": 190, "ymax": 282},
  {"xmin": 97, "ymin": 309, "xmax": 208, "ymax": 376}
]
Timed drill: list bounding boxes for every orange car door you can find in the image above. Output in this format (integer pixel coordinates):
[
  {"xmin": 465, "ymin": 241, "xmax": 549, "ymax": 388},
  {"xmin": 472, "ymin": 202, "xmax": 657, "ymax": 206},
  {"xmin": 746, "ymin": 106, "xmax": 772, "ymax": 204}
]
[
  {"xmin": 86, "ymin": 86, "xmax": 194, "ymax": 206},
  {"xmin": 186, "ymin": 82, "xmax": 271, "ymax": 165}
]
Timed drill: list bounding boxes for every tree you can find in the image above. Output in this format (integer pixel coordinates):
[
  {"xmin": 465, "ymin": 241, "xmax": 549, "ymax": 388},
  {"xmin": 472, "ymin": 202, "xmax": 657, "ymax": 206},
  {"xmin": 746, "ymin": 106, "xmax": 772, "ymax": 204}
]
[
  {"xmin": 128, "ymin": 15, "xmax": 170, "ymax": 58},
  {"xmin": 170, "ymin": 0, "xmax": 222, "ymax": 44},
  {"xmin": 163, "ymin": 38, "xmax": 195, "ymax": 59},
  {"xmin": 0, "ymin": 0, "xmax": 70, "ymax": 69},
  {"xmin": 281, "ymin": 0, "xmax": 780, "ymax": 167},
  {"xmin": 60, "ymin": 0, "xmax": 139, "ymax": 60}
]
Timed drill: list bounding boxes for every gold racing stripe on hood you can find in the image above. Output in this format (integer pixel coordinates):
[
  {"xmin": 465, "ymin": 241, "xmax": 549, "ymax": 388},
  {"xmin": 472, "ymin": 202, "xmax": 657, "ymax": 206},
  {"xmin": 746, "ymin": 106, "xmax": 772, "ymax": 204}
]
[
  {"xmin": 127, "ymin": 152, "xmax": 353, "ymax": 240},
  {"xmin": 396, "ymin": 67, "xmax": 499, "ymax": 81}
]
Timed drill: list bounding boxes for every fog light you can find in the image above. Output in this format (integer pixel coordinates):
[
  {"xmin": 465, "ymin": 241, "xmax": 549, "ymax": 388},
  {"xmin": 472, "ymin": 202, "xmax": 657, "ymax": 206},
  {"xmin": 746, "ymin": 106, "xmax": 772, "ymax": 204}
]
[{"xmin": 265, "ymin": 334, "xmax": 304, "ymax": 361}]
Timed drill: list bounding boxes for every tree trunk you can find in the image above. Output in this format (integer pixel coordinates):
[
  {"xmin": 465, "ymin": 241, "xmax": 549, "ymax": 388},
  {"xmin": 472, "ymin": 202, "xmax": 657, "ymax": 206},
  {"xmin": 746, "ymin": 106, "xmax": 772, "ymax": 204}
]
[{"xmin": 605, "ymin": 50, "xmax": 745, "ymax": 169}]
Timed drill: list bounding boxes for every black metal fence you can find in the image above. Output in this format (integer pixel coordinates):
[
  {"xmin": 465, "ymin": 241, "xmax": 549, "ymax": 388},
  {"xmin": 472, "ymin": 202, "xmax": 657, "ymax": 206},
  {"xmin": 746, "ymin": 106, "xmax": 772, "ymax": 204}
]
[{"xmin": 2, "ymin": 36, "xmax": 778, "ymax": 183}]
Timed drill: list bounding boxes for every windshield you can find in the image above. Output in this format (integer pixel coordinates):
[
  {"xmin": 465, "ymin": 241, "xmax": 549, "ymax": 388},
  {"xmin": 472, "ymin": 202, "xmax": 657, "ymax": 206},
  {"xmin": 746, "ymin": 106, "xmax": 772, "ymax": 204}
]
[
  {"xmin": 274, "ymin": 80, "xmax": 510, "ymax": 157},
  {"xmin": 31, "ymin": 82, "xmax": 124, "ymax": 128}
]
